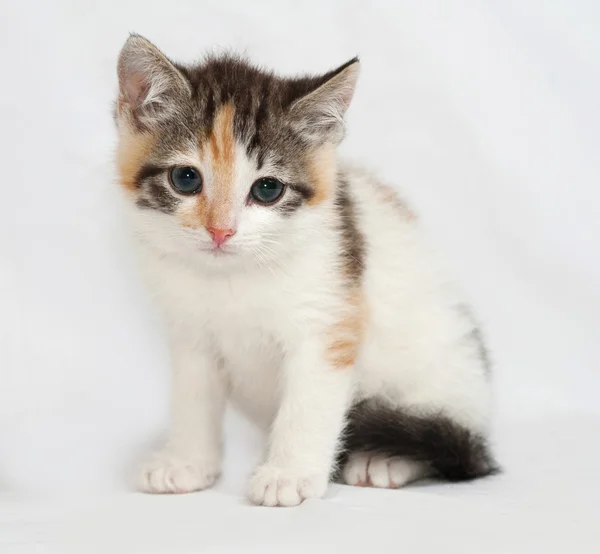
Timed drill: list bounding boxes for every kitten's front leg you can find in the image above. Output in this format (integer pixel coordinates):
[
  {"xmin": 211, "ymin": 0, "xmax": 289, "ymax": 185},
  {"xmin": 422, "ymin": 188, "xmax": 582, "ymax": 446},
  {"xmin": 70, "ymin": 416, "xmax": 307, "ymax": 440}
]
[
  {"xmin": 248, "ymin": 340, "xmax": 353, "ymax": 506},
  {"xmin": 139, "ymin": 336, "xmax": 226, "ymax": 494}
]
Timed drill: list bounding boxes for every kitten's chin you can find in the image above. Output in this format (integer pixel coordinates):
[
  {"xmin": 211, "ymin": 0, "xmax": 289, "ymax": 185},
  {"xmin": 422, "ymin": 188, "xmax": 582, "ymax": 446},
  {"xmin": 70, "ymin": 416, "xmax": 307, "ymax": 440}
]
[
  {"xmin": 193, "ymin": 246, "xmax": 255, "ymax": 272},
  {"xmin": 199, "ymin": 245, "xmax": 234, "ymax": 257}
]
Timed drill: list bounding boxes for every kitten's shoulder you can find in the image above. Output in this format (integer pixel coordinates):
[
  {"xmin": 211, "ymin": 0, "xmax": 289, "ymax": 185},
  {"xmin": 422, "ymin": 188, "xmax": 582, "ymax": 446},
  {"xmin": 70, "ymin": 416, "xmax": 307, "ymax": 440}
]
[{"xmin": 338, "ymin": 161, "xmax": 417, "ymax": 223}]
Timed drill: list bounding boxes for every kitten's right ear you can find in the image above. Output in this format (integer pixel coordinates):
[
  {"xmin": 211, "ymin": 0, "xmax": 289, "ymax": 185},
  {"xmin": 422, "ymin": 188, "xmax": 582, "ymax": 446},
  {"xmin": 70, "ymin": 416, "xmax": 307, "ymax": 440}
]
[{"xmin": 117, "ymin": 34, "xmax": 190, "ymax": 128}]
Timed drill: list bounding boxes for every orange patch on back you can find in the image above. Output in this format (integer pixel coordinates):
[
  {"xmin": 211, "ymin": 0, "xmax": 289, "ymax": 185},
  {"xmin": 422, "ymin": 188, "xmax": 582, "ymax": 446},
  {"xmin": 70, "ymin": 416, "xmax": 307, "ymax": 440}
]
[
  {"xmin": 374, "ymin": 181, "xmax": 416, "ymax": 221},
  {"xmin": 308, "ymin": 143, "xmax": 337, "ymax": 206},
  {"xmin": 326, "ymin": 290, "xmax": 367, "ymax": 369},
  {"xmin": 116, "ymin": 127, "xmax": 155, "ymax": 191}
]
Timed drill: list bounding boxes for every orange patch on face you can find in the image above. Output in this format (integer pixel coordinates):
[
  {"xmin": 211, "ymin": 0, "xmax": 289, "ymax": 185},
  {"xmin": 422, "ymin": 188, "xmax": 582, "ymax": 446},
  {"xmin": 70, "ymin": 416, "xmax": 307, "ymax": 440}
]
[
  {"xmin": 116, "ymin": 127, "xmax": 155, "ymax": 191},
  {"xmin": 326, "ymin": 290, "xmax": 367, "ymax": 369},
  {"xmin": 179, "ymin": 103, "xmax": 238, "ymax": 230},
  {"xmin": 206, "ymin": 103, "xmax": 236, "ymax": 228},
  {"xmin": 180, "ymin": 196, "xmax": 210, "ymax": 229},
  {"xmin": 308, "ymin": 143, "xmax": 337, "ymax": 206}
]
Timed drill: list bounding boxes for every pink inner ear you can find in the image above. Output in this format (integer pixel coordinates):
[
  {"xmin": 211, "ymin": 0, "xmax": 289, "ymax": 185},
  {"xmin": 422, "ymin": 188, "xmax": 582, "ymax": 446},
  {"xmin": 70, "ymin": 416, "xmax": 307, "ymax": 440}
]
[
  {"xmin": 123, "ymin": 71, "xmax": 150, "ymax": 107},
  {"xmin": 331, "ymin": 65, "xmax": 359, "ymax": 111},
  {"xmin": 337, "ymin": 85, "xmax": 354, "ymax": 111}
]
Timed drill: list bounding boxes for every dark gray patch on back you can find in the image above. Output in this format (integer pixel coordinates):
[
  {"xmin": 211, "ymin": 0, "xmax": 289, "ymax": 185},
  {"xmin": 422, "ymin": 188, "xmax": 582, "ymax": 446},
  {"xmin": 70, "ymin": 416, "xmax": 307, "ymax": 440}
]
[
  {"xmin": 458, "ymin": 304, "xmax": 492, "ymax": 376},
  {"xmin": 335, "ymin": 178, "xmax": 365, "ymax": 283},
  {"xmin": 468, "ymin": 325, "xmax": 492, "ymax": 374}
]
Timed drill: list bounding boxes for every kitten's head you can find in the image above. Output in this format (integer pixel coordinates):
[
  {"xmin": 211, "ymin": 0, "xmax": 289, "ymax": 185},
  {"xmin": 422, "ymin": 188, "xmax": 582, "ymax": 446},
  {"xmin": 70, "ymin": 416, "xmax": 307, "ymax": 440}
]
[{"xmin": 115, "ymin": 34, "xmax": 359, "ymax": 270}]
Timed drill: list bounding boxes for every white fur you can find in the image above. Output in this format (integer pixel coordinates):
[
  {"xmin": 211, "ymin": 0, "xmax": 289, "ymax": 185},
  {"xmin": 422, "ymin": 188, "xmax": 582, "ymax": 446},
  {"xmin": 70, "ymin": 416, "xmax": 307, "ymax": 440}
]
[
  {"xmin": 343, "ymin": 453, "xmax": 432, "ymax": 488},
  {"xmin": 140, "ymin": 333, "xmax": 225, "ymax": 493},
  {"xmin": 126, "ymin": 148, "xmax": 491, "ymax": 505}
]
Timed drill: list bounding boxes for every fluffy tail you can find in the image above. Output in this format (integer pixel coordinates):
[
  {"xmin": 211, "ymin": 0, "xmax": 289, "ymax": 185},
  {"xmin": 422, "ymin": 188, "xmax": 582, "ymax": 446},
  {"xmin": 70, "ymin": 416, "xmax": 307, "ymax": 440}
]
[{"xmin": 338, "ymin": 401, "xmax": 499, "ymax": 481}]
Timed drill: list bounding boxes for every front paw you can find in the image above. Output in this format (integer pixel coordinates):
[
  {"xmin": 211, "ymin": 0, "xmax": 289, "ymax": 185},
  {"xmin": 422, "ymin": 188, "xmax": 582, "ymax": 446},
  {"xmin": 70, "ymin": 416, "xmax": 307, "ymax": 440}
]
[
  {"xmin": 248, "ymin": 464, "xmax": 328, "ymax": 507},
  {"xmin": 138, "ymin": 451, "xmax": 220, "ymax": 494}
]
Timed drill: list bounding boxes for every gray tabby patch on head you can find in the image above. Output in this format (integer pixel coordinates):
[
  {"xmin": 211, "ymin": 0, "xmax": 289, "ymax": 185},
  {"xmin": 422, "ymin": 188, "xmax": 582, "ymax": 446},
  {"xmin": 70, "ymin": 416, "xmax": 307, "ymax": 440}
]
[
  {"xmin": 115, "ymin": 34, "xmax": 359, "ymax": 225},
  {"xmin": 117, "ymin": 34, "xmax": 358, "ymax": 148}
]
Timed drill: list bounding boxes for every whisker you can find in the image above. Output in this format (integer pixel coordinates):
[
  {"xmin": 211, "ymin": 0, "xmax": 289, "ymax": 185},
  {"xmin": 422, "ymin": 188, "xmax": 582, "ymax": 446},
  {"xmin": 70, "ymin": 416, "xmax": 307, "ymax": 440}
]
[
  {"xmin": 257, "ymin": 244, "xmax": 294, "ymax": 276},
  {"xmin": 252, "ymin": 246, "xmax": 277, "ymax": 277}
]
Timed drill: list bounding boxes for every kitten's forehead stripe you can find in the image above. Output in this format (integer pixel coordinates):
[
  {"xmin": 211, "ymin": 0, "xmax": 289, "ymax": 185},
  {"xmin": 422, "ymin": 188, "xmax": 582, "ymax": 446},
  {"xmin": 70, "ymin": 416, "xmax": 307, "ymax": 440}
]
[{"xmin": 205, "ymin": 103, "xmax": 236, "ymax": 228}]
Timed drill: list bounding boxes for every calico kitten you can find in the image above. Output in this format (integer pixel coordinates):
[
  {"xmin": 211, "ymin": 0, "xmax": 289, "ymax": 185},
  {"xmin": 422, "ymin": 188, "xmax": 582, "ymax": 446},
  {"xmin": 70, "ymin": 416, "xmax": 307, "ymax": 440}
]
[{"xmin": 115, "ymin": 35, "xmax": 497, "ymax": 506}]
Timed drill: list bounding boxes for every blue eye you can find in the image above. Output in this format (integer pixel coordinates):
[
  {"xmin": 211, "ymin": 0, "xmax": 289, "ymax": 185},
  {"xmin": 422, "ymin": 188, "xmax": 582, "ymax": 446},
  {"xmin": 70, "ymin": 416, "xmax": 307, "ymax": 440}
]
[
  {"xmin": 170, "ymin": 166, "xmax": 202, "ymax": 194},
  {"xmin": 250, "ymin": 178, "xmax": 285, "ymax": 205}
]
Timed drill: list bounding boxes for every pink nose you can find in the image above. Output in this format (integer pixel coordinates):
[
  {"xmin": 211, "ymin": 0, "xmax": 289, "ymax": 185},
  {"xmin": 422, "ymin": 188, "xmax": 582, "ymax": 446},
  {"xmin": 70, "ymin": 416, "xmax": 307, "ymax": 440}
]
[{"xmin": 207, "ymin": 226, "xmax": 236, "ymax": 247}]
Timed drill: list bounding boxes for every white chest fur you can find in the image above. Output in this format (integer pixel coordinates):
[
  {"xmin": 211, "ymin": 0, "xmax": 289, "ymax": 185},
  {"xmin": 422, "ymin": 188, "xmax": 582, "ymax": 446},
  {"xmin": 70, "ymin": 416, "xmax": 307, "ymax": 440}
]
[{"xmin": 139, "ymin": 243, "xmax": 340, "ymax": 428}]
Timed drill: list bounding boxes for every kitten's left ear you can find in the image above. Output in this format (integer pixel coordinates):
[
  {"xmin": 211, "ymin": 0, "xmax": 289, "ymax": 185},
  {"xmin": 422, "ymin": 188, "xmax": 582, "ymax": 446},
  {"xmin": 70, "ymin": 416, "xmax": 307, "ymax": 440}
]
[{"xmin": 289, "ymin": 57, "xmax": 360, "ymax": 143}]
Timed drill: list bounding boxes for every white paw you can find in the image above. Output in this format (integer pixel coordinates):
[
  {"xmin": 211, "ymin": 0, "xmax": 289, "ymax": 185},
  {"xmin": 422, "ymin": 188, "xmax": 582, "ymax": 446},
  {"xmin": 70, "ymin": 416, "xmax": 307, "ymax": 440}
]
[
  {"xmin": 138, "ymin": 451, "xmax": 220, "ymax": 494},
  {"xmin": 343, "ymin": 453, "xmax": 428, "ymax": 488},
  {"xmin": 247, "ymin": 465, "xmax": 328, "ymax": 507}
]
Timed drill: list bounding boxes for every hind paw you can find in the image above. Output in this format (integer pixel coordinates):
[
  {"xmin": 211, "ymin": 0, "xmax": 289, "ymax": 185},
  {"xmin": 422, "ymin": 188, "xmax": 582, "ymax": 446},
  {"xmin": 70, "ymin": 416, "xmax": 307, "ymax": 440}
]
[{"xmin": 343, "ymin": 453, "xmax": 429, "ymax": 488}]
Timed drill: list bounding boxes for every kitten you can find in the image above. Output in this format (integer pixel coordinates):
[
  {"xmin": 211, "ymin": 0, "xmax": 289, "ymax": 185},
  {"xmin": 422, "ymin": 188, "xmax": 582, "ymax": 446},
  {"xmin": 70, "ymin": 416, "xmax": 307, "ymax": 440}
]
[{"xmin": 115, "ymin": 34, "xmax": 498, "ymax": 506}]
